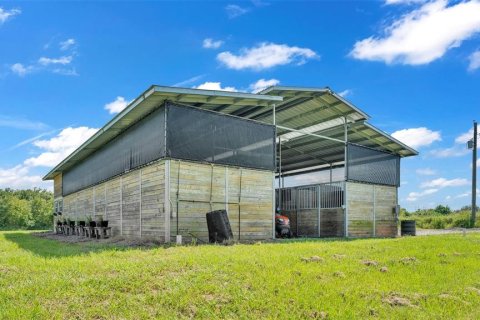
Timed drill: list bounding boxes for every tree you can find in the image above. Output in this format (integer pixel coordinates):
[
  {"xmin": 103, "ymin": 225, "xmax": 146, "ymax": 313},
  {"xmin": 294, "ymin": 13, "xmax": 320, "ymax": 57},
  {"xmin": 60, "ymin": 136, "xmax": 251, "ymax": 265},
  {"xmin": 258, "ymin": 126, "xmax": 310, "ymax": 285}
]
[{"xmin": 434, "ymin": 205, "xmax": 451, "ymax": 215}]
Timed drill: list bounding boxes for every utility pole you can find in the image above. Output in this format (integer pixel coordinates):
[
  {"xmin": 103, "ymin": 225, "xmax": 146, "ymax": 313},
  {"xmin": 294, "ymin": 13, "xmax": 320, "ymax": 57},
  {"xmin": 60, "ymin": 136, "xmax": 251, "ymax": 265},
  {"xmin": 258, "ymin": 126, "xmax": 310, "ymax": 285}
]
[{"xmin": 471, "ymin": 121, "xmax": 477, "ymax": 227}]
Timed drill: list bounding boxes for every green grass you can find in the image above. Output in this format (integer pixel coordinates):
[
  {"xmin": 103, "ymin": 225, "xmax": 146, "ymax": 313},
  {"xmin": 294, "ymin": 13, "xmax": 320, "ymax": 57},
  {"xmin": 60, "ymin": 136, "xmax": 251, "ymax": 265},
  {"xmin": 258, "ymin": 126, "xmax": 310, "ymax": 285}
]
[
  {"xmin": 1, "ymin": 232, "xmax": 480, "ymax": 319},
  {"xmin": 402, "ymin": 212, "xmax": 480, "ymax": 229}
]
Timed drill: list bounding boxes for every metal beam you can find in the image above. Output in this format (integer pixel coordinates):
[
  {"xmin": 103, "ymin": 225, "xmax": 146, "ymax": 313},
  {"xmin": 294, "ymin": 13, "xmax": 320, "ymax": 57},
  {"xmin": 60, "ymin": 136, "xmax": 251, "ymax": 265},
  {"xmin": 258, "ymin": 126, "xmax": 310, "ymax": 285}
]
[{"xmin": 276, "ymin": 125, "xmax": 345, "ymax": 144}]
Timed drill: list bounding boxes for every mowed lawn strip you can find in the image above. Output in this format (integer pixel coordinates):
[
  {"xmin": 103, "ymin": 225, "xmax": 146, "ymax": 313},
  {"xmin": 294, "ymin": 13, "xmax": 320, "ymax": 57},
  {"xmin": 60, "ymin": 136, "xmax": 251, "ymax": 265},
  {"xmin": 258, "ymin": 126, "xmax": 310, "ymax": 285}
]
[{"xmin": 1, "ymin": 231, "xmax": 480, "ymax": 319}]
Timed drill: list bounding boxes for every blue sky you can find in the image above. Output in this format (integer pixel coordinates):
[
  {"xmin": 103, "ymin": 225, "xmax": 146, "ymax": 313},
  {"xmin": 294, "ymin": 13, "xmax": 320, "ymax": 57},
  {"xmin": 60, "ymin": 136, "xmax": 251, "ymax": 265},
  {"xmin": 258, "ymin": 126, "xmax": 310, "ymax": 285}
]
[{"xmin": 0, "ymin": 0, "xmax": 479, "ymax": 211}]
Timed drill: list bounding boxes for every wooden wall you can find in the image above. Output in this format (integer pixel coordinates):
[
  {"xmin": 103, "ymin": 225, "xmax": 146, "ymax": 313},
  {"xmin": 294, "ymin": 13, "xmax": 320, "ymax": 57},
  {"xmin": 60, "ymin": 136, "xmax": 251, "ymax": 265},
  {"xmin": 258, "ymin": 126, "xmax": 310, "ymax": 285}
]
[
  {"xmin": 346, "ymin": 182, "xmax": 397, "ymax": 238},
  {"xmin": 169, "ymin": 160, "xmax": 274, "ymax": 243},
  {"xmin": 281, "ymin": 208, "xmax": 344, "ymax": 238},
  {"xmin": 53, "ymin": 173, "xmax": 62, "ymax": 199},
  {"xmin": 62, "ymin": 161, "xmax": 166, "ymax": 241},
  {"xmin": 61, "ymin": 159, "xmax": 273, "ymax": 242}
]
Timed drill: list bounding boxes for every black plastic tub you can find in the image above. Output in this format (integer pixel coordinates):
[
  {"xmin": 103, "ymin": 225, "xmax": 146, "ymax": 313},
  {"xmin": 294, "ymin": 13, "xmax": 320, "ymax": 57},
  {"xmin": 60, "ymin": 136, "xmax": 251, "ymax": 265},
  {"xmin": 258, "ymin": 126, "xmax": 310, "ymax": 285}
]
[{"xmin": 401, "ymin": 220, "xmax": 416, "ymax": 236}]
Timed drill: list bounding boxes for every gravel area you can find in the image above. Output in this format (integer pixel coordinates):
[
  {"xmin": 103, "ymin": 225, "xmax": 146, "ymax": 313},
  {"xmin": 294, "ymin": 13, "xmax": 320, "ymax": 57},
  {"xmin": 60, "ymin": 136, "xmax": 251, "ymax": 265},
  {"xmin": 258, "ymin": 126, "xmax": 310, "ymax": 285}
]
[{"xmin": 415, "ymin": 228, "xmax": 480, "ymax": 236}]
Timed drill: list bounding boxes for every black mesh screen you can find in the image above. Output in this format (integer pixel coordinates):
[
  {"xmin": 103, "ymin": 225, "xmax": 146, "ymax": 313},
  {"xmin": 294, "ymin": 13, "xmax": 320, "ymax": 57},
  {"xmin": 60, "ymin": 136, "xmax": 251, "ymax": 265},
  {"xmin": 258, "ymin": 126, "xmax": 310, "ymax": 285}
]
[
  {"xmin": 166, "ymin": 103, "xmax": 275, "ymax": 170},
  {"xmin": 347, "ymin": 143, "xmax": 400, "ymax": 186},
  {"xmin": 62, "ymin": 107, "xmax": 166, "ymax": 195}
]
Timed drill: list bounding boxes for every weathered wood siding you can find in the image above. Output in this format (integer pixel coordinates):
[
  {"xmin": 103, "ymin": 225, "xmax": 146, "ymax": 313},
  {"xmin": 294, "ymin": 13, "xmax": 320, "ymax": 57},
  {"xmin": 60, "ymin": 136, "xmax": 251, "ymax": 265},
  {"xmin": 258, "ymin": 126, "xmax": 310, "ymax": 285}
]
[
  {"xmin": 53, "ymin": 173, "xmax": 62, "ymax": 198},
  {"xmin": 282, "ymin": 208, "xmax": 344, "ymax": 238},
  {"xmin": 346, "ymin": 182, "xmax": 397, "ymax": 238},
  {"xmin": 61, "ymin": 159, "xmax": 272, "ymax": 242},
  {"xmin": 169, "ymin": 160, "xmax": 274, "ymax": 243},
  {"xmin": 62, "ymin": 161, "xmax": 166, "ymax": 241},
  {"xmin": 374, "ymin": 185, "xmax": 397, "ymax": 237},
  {"xmin": 320, "ymin": 208, "xmax": 344, "ymax": 237}
]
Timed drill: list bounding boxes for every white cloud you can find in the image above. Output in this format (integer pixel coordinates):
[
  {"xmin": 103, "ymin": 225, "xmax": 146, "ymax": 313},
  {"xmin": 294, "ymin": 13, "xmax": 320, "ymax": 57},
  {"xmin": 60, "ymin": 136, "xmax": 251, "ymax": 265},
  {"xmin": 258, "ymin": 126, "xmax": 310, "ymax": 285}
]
[
  {"xmin": 469, "ymin": 50, "xmax": 480, "ymax": 71},
  {"xmin": 391, "ymin": 127, "xmax": 441, "ymax": 148},
  {"xmin": 0, "ymin": 165, "xmax": 47, "ymax": 189},
  {"xmin": 52, "ymin": 68, "xmax": 78, "ymax": 76},
  {"xmin": 455, "ymin": 128, "xmax": 474, "ymax": 144},
  {"xmin": 59, "ymin": 38, "xmax": 76, "ymax": 51},
  {"xmin": 429, "ymin": 146, "xmax": 469, "ymax": 158},
  {"xmin": 24, "ymin": 127, "xmax": 98, "ymax": 167},
  {"xmin": 38, "ymin": 56, "xmax": 73, "ymax": 66},
  {"xmin": 406, "ymin": 188, "xmax": 438, "ymax": 201},
  {"xmin": 195, "ymin": 82, "xmax": 237, "ymax": 92},
  {"xmin": 225, "ymin": 4, "xmax": 249, "ymax": 18},
  {"xmin": 351, "ymin": 0, "xmax": 480, "ymax": 65},
  {"xmin": 420, "ymin": 177, "xmax": 469, "ymax": 189},
  {"xmin": 217, "ymin": 42, "xmax": 318, "ymax": 70},
  {"xmin": 203, "ymin": 38, "xmax": 224, "ymax": 49},
  {"xmin": 0, "ymin": 7, "xmax": 21, "ymax": 24},
  {"xmin": 385, "ymin": 0, "xmax": 426, "ymax": 5},
  {"xmin": 0, "ymin": 126, "xmax": 97, "ymax": 189},
  {"xmin": 10, "ymin": 63, "xmax": 33, "ymax": 76},
  {"xmin": 338, "ymin": 89, "xmax": 353, "ymax": 98},
  {"xmin": 249, "ymin": 78, "xmax": 279, "ymax": 93},
  {"xmin": 104, "ymin": 96, "xmax": 131, "ymax": 114},
  {"xmin": 172, "ymin": 75, "xmax": 205, "ymax": 87},
  {"xmin": 416, "ymin": 168, "xmax": 436, "ymax": 175},
  {"xmin": 455, "ymin": 191, "xmax": 470, "ymax": 198},
  {"xmin": 0, "ymin": 115, "xmax": 47, "ymax": 130}
]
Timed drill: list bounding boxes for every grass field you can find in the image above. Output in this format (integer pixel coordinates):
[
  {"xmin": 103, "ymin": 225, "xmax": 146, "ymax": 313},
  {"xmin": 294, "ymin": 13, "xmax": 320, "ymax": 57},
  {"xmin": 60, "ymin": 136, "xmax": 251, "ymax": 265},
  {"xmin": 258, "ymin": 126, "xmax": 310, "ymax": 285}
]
[{"xmin": 1, "ymin": 232, "xmax": 480, "ymax": 319}]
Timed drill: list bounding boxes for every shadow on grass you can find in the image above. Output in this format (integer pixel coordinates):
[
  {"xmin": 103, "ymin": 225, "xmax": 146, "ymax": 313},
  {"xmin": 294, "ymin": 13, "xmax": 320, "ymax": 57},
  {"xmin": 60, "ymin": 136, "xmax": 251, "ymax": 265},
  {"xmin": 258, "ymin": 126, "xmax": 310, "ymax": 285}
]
[{"xmin": 3, "ymin": 232, "xmax": 137, "ymax": 259}]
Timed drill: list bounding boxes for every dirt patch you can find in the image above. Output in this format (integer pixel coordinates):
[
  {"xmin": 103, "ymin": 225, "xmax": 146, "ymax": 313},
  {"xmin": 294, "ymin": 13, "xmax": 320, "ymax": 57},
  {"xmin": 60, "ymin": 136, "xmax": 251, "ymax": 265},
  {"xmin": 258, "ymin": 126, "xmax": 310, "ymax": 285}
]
[
  {"xmin": 466, "ymin": 287, "xmax": 480, "ymax": 295},
  {"xmin": 333, "ymin": 271, "xmax": 345, "ymax": 278},
  {"xmin": 382, "ymin": 293, "xmax": 416, "ymax": 308},
  {"xmin": 308, "ymin": 311, "xmax": 328, "ymax": 319},
  {"xmin": 301, "ymin": 256, "xmax": 324, "ymax": 263},
  {"xmin": 399, "ymin": 257, "xmax": 418, "ymax": 265},
  {"xmin": 380, "ymin": 266, "xmax": 388, "ymax": 273},
  {"xmin": 332, "ymin": 254, "xmax": 346, "ymax": 260},
  {"xmin": 361, "ymin": 260, "xmax": 378, "ymax": 267}
]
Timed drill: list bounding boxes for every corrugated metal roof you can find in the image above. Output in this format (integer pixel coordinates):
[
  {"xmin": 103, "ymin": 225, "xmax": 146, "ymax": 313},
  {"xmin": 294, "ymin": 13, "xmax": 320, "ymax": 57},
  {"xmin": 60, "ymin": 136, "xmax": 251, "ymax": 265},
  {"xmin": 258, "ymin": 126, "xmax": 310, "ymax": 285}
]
[{"xmin": 43, "ymin": 85, "xmax": 417, "ymax": 180}]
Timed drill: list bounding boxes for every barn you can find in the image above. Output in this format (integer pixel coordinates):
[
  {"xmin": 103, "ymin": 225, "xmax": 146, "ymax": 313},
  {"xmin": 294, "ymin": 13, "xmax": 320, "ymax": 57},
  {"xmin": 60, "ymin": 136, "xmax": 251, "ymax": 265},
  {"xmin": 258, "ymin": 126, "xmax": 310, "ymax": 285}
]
[{"xmin": 43, "ymin": 85, "xmax": 417, "ymax": 242}]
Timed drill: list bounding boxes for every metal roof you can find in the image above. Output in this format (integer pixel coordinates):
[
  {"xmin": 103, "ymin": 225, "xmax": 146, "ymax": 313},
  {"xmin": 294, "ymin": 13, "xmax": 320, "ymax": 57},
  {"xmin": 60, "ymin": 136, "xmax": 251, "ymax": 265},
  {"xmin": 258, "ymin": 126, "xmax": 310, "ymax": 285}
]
[
  {"xmin": 43, "ymin": 85, "xmax": 282, "ymax": 180},
  {"xmin": 43, "ymin": 85, "xmax": 417, "ymax": 180}
]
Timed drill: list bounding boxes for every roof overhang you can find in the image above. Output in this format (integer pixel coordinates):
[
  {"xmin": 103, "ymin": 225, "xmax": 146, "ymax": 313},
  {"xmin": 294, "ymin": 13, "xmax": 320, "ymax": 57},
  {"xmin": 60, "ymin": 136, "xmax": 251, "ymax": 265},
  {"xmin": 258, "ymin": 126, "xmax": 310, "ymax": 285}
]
[
  {"xmin": 43, "ymin": 85, "xmax": 282, "ymax": 180},
  {"xmin": 43, "ymin": 85, "xmax": 418, "ymax": 181}
]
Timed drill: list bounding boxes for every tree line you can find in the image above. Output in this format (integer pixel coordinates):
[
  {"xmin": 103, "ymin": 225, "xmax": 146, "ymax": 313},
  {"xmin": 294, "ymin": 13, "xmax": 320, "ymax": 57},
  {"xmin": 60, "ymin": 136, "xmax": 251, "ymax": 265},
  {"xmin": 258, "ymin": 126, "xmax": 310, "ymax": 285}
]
[{"xmin": 0, "ymin": 188, "xmax": 53, "ymax": 230}]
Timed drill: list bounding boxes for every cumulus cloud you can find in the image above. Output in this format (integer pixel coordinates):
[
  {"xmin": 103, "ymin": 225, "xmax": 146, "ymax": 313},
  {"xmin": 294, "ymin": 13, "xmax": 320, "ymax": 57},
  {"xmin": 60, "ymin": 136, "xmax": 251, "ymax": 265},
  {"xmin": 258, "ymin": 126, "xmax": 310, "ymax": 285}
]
[
  {"xmin": 10, "ymin": 63, "xmax": 33, "ymax": 76},
  {"xmin": 406, "ymin": 188, "xmax": 438, "ymax": 202},
  {"xmin": 0, "ymin": 126, "xmax": 98, "ymax": 189},
  {"xmin": 416, "ymin": 168, "xmax": 436, "ymax": 175},
  {"xmin": 195, "ymin": 82, "xmax": 237, "ymax": 92},
  {"xmin": 217, "ymin": 42, "xmax": 318, "ymax": 70},
  {"xmin": 391, "ymin": 127, "xmax": 441, "ymax": 148},
  {"xmin": 338, "ymin": 89, "xmax": 353, "ymax": 98},
  {"xmin": 0, "ymin": 7, "xmax": 21, "ymax": 24},
  {"xmin": 104, "ymin": 96, "xmax": 131, "ymax": 114},
  {"xmin": 38, "ymin": 56, "xmax": 73, "ymax": 66},
  {"xmin": 225, "ymin": 4, "xmax": 249, "ymax": 18},
  {"xmin": 455, "ymin": 128, "xmax": 474, "ymax": 144},
  {"xmin": 59, "ymin": 38, "xmax": 76, "ymax": 51},
  {"xmin": 0, "ymin": 165, "xmax": 47, "ymax": 189},
  {"xmin": 203, "ymin": 38, "xmax": 224, "ymax": 49},
  {"xmin": 24, "ymin": 127, "xmax": 98, "ymax": 167},
  {"xmin": 351, "ymin": 0, "xmax": 480, "ymax": 65},
  {"xmin": 469, "ymin": 50, "xmax": 480, "ymax": 71},
  {"xmin": 249, "ymin": 78, "xmax": 279, "ymax": 93},
  {"xmin": 420, "ymin": 177, "xmax": 469, "ymax": 189}
]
